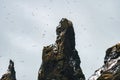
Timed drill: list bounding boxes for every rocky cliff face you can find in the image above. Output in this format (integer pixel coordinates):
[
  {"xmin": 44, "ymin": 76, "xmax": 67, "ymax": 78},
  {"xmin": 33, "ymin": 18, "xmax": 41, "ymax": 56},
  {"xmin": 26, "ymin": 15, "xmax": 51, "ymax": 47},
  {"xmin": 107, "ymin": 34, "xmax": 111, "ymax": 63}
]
[
  {"xmin": 0, "ymin": 60, "xmax": 16, "ymax": 80},
  {"xmin": 38, "ymin": 18, "xmax": 85, "ymax": 80},
  {"xmin": 89, "ymin": 43, "xmax": 120, "ymax": 80}
]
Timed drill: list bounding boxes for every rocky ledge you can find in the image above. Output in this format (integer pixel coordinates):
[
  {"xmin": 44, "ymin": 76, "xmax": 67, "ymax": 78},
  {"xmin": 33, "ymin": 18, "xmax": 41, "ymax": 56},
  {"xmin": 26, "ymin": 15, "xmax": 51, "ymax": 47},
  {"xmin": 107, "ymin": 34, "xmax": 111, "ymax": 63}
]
[
  {"xmin": 0, "ymin": 60, "xmax": 16, "ymax": 80},
  {"xmin": 38, "ymin": 18, "xmax": 85, "ymax": 80},
  {"xmin": 89, "ymin": 43, "xmax": 120, "ymax": 80}
]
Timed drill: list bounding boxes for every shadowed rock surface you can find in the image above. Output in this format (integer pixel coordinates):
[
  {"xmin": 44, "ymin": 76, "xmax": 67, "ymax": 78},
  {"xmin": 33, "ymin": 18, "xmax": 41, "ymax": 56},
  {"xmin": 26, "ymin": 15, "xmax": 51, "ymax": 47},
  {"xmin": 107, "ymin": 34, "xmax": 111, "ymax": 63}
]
[
  {"xmin": 0, "ymin": 60, "xmax": 16, "ymax": 80},
  {"xmin": 89, "ymin": 43, "xmax": 120, "ymax": 80},
  {"xmin": 38, "ymin": 18, "xmax": 85, "ymax": 80}
]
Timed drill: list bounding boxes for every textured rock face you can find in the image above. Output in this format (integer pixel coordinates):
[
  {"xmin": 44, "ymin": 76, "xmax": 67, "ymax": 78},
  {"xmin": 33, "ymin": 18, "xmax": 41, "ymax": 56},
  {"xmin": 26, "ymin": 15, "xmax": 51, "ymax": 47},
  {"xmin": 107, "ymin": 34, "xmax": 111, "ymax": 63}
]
[
  {"xmin": 89, "ymin": 43, "xmax": 120, "ymax": 80},
  {"xmin": 38, "ymin": 18, "xmax": 85, "ymax": 80},
  {"xmin": 0, "ymin": 60, "xmax": 16, "ymax": 80}
]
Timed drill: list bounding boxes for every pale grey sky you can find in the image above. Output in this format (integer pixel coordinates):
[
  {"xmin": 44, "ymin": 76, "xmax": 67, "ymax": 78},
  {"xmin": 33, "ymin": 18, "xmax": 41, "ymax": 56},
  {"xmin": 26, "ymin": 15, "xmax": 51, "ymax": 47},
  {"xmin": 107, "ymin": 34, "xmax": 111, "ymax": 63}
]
[{"xmin": 0, "ymin": 0, "xmax": 120, "ymax": 80}]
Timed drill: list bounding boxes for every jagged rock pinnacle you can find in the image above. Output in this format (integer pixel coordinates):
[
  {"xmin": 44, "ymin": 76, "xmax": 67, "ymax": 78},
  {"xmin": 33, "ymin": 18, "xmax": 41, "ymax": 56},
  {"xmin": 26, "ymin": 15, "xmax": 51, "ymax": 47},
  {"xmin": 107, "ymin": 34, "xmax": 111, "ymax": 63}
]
[
  {"xmin": 38, "ymin": 18, "xmax": 85, "ymax": 80},
  {"xmin": 0, "ymin": 60, "xmax": 16, "ymax": 80},
  {"xmin": 89, "ymin": 43, "xmax": 120, "ymax": 80}
]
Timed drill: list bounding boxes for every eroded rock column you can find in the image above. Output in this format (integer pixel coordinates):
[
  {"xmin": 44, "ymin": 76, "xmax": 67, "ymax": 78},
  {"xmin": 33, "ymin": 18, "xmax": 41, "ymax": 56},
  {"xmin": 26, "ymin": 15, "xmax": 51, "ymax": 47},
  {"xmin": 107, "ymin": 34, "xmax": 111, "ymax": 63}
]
[
  {"xmin": 0, "ymin": 60, "xmax": 16, "ymax": 80},
  {"xmin": 38, "ymin": 18, "xmax": 85, "ymax": 80}
]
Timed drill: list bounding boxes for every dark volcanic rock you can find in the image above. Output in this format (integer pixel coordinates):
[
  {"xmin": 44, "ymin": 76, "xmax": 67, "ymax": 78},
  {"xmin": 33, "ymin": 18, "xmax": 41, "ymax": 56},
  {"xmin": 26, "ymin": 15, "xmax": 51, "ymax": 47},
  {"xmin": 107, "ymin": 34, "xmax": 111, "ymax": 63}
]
[
  {"xmin": 89, "ymin": 43, "xmax": 120, "ymax": 80},
  {"xmin": 0, "ymin": 60, "xmax": 16, "ymax": 80},
  {"xmin": 38, "ymin": 18, "xmax": 85, "ymax": 80}
]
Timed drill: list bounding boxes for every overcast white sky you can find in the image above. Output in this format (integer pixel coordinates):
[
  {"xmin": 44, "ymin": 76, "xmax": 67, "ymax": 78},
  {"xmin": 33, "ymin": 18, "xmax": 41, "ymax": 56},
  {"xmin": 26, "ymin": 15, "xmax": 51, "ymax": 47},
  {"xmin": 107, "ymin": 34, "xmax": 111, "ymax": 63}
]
[{"xmin": 0, "ymin": 0, "xmax": 120, "ymax": 80}]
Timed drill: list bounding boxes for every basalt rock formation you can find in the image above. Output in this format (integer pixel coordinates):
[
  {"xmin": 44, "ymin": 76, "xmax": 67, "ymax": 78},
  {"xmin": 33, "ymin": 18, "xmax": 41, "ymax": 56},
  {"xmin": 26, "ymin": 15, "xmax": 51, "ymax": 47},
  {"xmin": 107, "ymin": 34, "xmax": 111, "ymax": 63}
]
[
  {"xmin": 38, "ymin": 18, "xmax": 85, "ymax": 80},
  {"xmin": 1, "ymin": 18, "xmax": 120, "ymax": 80},
  {"xmin": 0, "ymin": 60, "xmax": 16, "ymax": 80},
  {"xmin": 89, "ymin": 43, "xmax": 120, "ymax": 80}
]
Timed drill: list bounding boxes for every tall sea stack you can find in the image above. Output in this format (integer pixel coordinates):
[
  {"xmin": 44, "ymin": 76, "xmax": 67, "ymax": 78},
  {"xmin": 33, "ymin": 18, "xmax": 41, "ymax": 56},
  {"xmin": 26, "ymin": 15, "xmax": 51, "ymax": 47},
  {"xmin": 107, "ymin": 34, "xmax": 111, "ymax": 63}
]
[
  {"xmin": 38, "ymin": 18, "xmax": 85, "ymax": 80},
  {"xmin": 0, "ymin": 60, "xmax": 16, "ymax": 80}
]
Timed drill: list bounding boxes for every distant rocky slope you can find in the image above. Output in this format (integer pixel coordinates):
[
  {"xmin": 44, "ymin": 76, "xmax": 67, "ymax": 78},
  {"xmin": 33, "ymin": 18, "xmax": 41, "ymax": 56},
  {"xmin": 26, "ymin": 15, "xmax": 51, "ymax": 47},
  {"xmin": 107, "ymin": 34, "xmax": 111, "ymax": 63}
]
[
  {"xmin": 0, "ymin": 60, "xmax": 16, "ymax": 80},
  {"xmin": 38, "ymin": 18, "xmax": 85, "ymax": 80},
  {"xmin": 89, "ymin": 43, "xmax": 120, "ymax": 80}
]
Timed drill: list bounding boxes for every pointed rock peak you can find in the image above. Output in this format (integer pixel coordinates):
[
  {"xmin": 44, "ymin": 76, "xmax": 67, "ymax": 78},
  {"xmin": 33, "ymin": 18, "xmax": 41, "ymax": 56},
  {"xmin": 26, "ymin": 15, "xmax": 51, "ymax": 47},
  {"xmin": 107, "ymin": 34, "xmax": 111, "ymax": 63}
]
[
  {"xmin": 0, "ymin": 60, "xmax": 16, "ymax": 80},
  {"xmin": 38, "ymin": 18, "xmax": 85, "ymax": 80},
  {"xmin": 89, "ymin": 42, "xmax": 120, "ymax": 80},
  {"xmin": 8, "ymin": 60, "xmax": 14, "ymax": 70},
  {"xmin": 56, "ymin": 18, "xmax": 74, "ymax": 37},
  {"xmin": 59, "ymin": 18, "xmax": 72, "ymax": 29}
]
